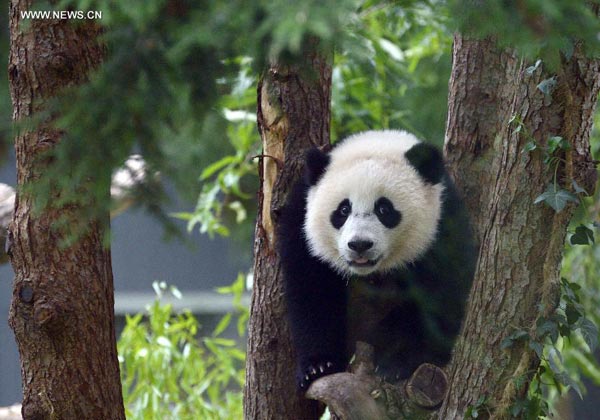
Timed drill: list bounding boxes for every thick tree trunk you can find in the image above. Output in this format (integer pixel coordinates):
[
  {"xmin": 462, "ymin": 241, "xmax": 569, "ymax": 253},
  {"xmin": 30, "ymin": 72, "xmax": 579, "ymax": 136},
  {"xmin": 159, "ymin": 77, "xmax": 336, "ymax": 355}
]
[
  {"xmin": 244, "ymin": 46, "xmax": 332, "ymax": 419},
  {"xmin": 440, "ymin": 35, "xmax": 600, "ymax": 419},
  {"xmin": 7, "ymin": 2, "xmax": 125, "ymax": 419}
]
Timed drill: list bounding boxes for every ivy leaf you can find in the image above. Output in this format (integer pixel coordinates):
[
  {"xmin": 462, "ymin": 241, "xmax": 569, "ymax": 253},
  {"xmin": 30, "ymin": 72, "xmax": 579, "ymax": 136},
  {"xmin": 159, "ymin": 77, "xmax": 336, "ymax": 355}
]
[
  {"xmin": 537, "ymin": 77, "xmax": 557, "ymax": 96},
  {"xmin": 534, "ymin": 185, "xmax": 579, "ymax": 212},
  {"xmin": 565, "ymin": 302, "xmax": 582, "ymax": 325},
  {"xmin": 536, "ymin": 319, "xmax": 558, "ymax": 342},
  {"xmin": 526, "ymin": 59, "xmax": 542, "ymax": 75},
  {"xmin": 522, "ymin": 141, "xmax": 537, "ymax": 154},
  {"xmin": 529, "ymin": 340, "xmax": 544, "ymax": 359},
  {"xmin": 547, "ymin": 347, "xmax": 563, "ymax": 375},
  {"xmin": 579, "ymin": 318, "xmax": 599, "ymax": 352},
  {"xmin": 571, "ymin": 180, "xmax": 588, "ymax": 195},
  {"xmin": 561, "ymin": 278, "xmax": 581, "ymax": 302},
  {"xmin": 558, "ymin": 323, "xmax": 572, "ymax": 338},
  {"xmin": 570, "ymin": 225, "xmax": 594, "ymax": 245},
  {"xmin": 501, "ymin": 330, "xmax": 529, "ymax": 350},
  {"xmin": 510, "ymin": 399, "xmax": 526, "ymax": 417},
  {"xmin": 554, "ymin": 372, "xmax": 583, "ymax": 400},
  {"xmin": 547, "ymin": 136, "xmax": 569, "ymax": 153}
]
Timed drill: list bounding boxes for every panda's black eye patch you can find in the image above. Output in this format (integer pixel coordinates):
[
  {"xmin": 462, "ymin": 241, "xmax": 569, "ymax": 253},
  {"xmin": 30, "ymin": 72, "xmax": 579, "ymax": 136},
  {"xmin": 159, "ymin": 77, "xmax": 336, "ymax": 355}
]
[
  {"xmin": 374, "ymin": 197, "xmax": 401, "ymax": 228},
  {"xmin": 331, "ymin": 199, "xmax": 351, "ymax": 230}
]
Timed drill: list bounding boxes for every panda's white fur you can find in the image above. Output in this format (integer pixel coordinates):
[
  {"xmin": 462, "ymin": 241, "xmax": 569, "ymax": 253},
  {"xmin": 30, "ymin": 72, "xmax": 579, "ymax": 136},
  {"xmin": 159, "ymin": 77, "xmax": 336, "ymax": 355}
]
[{"xmin": 304, "ymin": 130, "xmax": 444, "ymax": 276}]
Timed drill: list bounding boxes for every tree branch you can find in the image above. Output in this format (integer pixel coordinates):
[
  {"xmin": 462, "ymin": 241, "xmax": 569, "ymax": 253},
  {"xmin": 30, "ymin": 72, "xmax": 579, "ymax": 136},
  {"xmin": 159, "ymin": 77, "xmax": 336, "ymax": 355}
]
[{"xmin": 306, "ymin": 342, "xmax": 448, "ymax": 420}]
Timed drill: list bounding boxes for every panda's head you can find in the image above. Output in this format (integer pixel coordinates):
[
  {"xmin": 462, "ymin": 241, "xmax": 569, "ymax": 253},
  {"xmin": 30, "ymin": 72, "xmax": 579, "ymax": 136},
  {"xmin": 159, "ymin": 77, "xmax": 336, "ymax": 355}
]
[{"xmin": 303, "ymin": 131, "xmax": 446, "ymax": 277}]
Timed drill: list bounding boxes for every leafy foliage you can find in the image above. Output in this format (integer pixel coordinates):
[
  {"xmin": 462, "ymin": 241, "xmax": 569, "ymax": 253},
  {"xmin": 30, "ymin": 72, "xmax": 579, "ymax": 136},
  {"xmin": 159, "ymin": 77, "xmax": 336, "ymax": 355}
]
[
  {"xmin": 513, "ymin": 104, "xmax": 600, "ymax": 415},
  {"xmin": 559, "ymin": 239, "xmax": 600, "ymax": 393},
  {"xmin": 172, "ymin": 58, "xmax": 260, "ymax": 240},
  {"xmin": 449, "ymin": 0, "xmax": 600, "ymax": 68},
  {"xmin": 13, "ymin": 0, "xmax": 360, "ymax": 238},
  {"xmin": 175, "ymin": 1, "xmax": 454, "ymax": 238},
  {"xmin": 465, "ymin": 395, "xmax": 489, "ymax": 419},
  {"xmin": 503, "ymin": 278, "xmax": 599, "ymax": 417},
  {"xmin": 571, "ymin": 225, "xmax": 595, "ymax": 246},
  {"xmin": 534, "ymin": 184, "xmax": 579, "ymax": 213},
  {"xmin": 118, "ymin": 278, "xmax": 248, "ymax": 420},
  {"xmin": 332, "ymin": 0, "xmax": 452, "ymax": 144}
]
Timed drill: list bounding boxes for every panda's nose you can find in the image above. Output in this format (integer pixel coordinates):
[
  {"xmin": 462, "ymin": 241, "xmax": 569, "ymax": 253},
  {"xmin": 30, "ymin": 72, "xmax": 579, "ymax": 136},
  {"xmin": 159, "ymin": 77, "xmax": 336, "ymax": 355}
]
[{"xmin": 348, "ymin": 240, "xmax": 373, "ymax": 253}]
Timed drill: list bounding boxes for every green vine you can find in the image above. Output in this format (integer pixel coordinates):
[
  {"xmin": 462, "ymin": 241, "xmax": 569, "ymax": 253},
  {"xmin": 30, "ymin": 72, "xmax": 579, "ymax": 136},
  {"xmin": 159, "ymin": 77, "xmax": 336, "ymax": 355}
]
[
  {"xmin": 502, "ymin": 278, "xmax": 598, "ymax": 418},
  {"xmin": 502, "ymin": 115, "xmax": 600, "ymax": 417},
  {"xmin": 512, "ymin": 115, "xmax": 596, "ymax": 244}
]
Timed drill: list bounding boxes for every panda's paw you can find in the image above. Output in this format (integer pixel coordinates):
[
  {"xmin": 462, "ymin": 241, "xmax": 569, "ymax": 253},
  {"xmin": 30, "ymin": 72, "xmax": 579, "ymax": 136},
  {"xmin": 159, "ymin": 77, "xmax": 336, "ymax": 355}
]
[{"xmin": 299, "ymin": 361, "xmax": 336, "ymax": 390}]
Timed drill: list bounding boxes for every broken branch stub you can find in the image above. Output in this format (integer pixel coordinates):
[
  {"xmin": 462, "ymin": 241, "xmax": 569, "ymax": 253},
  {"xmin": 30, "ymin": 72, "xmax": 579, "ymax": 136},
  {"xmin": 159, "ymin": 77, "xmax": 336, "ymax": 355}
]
[{"xmin": 306, "ymin": 341, "xmax": 448, "ymax": 420}]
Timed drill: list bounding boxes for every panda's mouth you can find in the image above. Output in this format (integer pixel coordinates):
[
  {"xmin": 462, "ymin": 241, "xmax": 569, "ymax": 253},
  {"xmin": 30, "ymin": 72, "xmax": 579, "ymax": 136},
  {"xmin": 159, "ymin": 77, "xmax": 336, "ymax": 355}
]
[{"xmin": 349, "ymin": 257, "xmax": 379, "ymax": 267}]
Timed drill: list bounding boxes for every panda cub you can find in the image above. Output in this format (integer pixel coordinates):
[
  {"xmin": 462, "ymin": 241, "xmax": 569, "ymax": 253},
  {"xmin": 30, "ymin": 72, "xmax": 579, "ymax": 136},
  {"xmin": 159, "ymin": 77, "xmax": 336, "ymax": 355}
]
[{"xmin": 278, "ymin": 130, "xmax": 477, "ymax": 390}]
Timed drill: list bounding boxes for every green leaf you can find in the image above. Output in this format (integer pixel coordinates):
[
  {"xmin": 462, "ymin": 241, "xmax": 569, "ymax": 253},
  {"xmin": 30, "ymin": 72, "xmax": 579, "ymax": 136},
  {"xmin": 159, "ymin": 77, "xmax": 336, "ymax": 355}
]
[
  {"xmin": 522, "ymin": 141, "xmax": 537, "ymax": 154},
  {"xmin": 228, "ymin": 201, "xmax": 247, "ymax": 224},
  {"xmin": 529, "ymin": 340, "xmax": 544, "ymax": 359},
  {"xmin": 200, "ymin": 156, "xmax": 237, "ymax": 180},
  {"xmin": 501, "ymin": 330, "xmax": 529, "ymax": 350},
  {"xmin": 547, "ymin": 347, "xmax": 563, "ymax": 375},
  {"xmin": 579, "ymin": 318, "xmax": 599, "ymax": 352},
  {"xmin": 525, "ymin": 59, "xmax": 542, "ymax": 75},
  {"xmin": 554, "ymin": 372, "xmax": 583, "ymax": 399},
  {"xmin": 534, "ymin": 185, "xmax": 579, "ymax": 212},
  {"xmin": 565, "ymin": 302, "xmax": 582, "ymax": 325},
  {"xmin": 561, "ymin": 277, "xmax": 581, "ymax": 302},
  {"xmin": 537, "ymin": 77, "xmax": 557, "ymax": 96},
  {"xmin": 571, "ymin": 180, "xmax": 588, "ymax": 195},
  {"xmin": 213, "ymin": 313, "xmax": 232, "ymax": 337},
  {"xmin": 570, "ymin": 225, "xmax": 594, "ymax": 245},
  {"xmin": 510, "ymin": 399, "xmax": 525, "ymax": 417},
  {"xmin": 547, "ymin": 135, "xmax": 569, "ymax": 153},
  {"xmin": 536, "ymin": 319, "xmax": 558, "ymax": 341}
]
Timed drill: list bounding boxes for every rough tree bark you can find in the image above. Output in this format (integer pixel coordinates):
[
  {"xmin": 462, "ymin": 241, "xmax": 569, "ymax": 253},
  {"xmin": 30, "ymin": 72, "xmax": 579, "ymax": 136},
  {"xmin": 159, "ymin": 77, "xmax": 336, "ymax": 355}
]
[
  {"xmin": 244, "ymin": 44, "xmax": 332, "ymax": 419},
  {"xmin": 440, "ymin": 36, "xmax": 600, "ymax": 418},
  {"xmin": 7, "ymin": 2, "xmax": 125, "ymax": 419}
]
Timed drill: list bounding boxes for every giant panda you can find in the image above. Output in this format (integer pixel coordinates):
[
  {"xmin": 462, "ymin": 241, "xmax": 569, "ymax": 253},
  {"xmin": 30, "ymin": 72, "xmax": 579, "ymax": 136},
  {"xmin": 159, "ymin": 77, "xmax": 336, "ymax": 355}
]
[{"xmin": 277, "ymin": 130, "xmax": 477, "ymax": 390}]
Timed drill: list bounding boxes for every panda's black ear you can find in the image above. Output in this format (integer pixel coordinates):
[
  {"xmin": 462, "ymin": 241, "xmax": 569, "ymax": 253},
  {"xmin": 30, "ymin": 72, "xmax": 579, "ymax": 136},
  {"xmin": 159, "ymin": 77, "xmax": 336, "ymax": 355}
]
[
  {"xmin": 304, "ymin": 148, "xmax": 330, "ymax": 186},
  {"xmin": 405, "ymin": 142, "xmax": 445, "ymax": 185}
]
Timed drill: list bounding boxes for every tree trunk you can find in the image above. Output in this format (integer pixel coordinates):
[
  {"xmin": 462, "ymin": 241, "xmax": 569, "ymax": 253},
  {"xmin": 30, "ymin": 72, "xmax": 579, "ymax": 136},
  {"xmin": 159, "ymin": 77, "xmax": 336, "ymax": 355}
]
[
  {"xmin": 7, "ymin": 2, "xmax": 125, "ymax": 419},
  {"xmin": 440, "ymin": 35, "xmax": 600, "ymax": 419},
  {"xmin": 244, "ymin": 45, "xmax": 332, "ymax": 419}
]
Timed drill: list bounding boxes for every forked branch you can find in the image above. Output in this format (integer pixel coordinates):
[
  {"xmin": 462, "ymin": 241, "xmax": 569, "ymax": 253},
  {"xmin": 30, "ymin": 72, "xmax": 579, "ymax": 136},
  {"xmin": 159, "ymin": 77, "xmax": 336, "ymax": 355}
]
[{"xmin": 306, "ymin": 342, "xmax": 448, "ymax": 420}]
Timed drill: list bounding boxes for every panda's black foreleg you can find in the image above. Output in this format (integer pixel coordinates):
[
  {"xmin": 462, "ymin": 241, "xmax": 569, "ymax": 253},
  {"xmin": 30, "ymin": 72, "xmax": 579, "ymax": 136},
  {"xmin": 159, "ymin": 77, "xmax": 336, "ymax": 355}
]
[
  {"xmin": 278, "ymin": 182, "xmax": 350, "ymax": 390},
  {"xmin": 284, "ymin": 259, "xmax": 349, "ymax": 390}
]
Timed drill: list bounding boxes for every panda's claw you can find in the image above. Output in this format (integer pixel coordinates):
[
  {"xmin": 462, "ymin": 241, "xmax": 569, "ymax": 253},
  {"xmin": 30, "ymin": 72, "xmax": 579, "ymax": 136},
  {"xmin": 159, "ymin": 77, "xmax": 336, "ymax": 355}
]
[{"xmin": 299, "ymin": 361, "xmax": 337, "ymax": 390}]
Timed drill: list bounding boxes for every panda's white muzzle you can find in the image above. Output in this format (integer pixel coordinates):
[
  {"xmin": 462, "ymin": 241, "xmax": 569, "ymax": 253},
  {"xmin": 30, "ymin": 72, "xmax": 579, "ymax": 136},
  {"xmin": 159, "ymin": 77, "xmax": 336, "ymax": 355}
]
[{"xmin": 339, "ymin": 215, "xmax": 387, "ymax": 275}]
